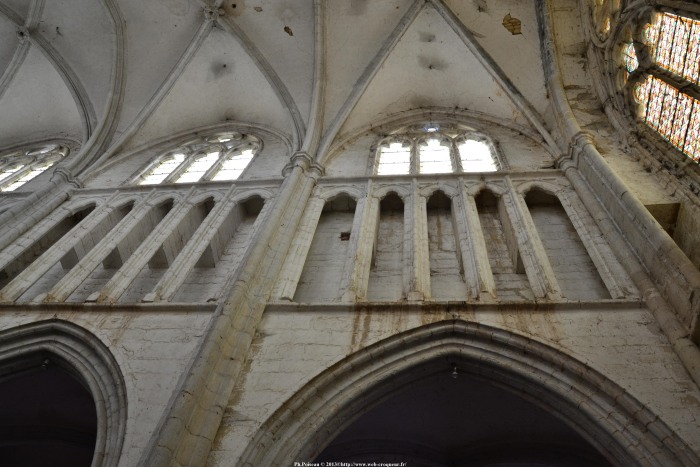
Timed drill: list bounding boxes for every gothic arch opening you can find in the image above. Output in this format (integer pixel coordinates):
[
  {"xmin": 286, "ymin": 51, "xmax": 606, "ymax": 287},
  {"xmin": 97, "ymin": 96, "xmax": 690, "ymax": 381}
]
[
  {"xmin": 294, "ymin": 193, "xmax": 357, "ymax": 303},
  {"xmin": 475, "ymin": 189, "xmax": 533, "ymax": 301},
  {"xmin": 426, "ymin": 190, "xmax": 466, "ymax": 301},
  {"xmin": 240, "ymin": 321, "xmax": 698, "ymax": 466},
  {"xmin": 317, "ymin": 369, "xmax": 609, "ymax": 466},
  {"xmin": 524, "ymin": 189, "xmax": 610, "ymax": 300},
  {"xmin": 0, "ymin": 357, "xmax": 97, "ymax": 466},
  {"xmin": 367, "ymin": 192, "xmax": 405, "ymax": 301},
  {"xmin": 0, "ymin": 320, "xmax": 126, "ymax": 467}
]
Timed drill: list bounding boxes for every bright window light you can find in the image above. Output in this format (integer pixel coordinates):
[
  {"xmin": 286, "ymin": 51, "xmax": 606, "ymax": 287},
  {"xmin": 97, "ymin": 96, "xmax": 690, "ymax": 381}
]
[
  {"xmin": 174, "ymin": 150, "xmax": 220, "ymax": 184},
  {"xmin": 377, "ymin": 142, "xmax": 411, "ymax": 175},
  {"xmin": 139, "ymin": 153, "xmax": 186, "ymax": 185},
  {"xmin": 212, "ymin": 149, "xmax": 255, "ymax": 181},
  {"xmin": 458, "ymin": 140, "xmax": 497, "ymax": 172},
  {"xmin": 419, "ymin": 138, "xmax": 452, "ymax": 174}
]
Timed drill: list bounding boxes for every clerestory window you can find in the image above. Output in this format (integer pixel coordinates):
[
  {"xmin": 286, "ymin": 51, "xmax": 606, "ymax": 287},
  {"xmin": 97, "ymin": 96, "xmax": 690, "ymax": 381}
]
[
  {"xmin": 134, "ymin": 132, "xmax": 260, "ymax": 185},
  {"xmin": 374, "ymin": 129, "xmax": 501, "ymax": 176},
  {"xmin": 623, "ymin": 10, "xmax": 700, "ymax": 162},
  {"xmin": 0, "ymin": 144, "xmax": 69, "ymax": 192}
]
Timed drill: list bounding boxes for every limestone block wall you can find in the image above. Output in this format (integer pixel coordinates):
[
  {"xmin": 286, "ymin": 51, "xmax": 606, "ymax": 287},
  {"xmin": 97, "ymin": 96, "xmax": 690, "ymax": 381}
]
[
  {"xmin": 0, "ymin": 309, "xmax": 213, "ymax": 467},
  {"xmin": 208, "ymin": 305, "xmax": 700, "ymax": 465}
]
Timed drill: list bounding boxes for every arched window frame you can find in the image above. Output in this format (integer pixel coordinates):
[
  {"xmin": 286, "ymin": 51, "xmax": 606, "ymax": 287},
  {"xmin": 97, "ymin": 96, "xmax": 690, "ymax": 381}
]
[
  {"xmin": 372, "ymin": 130, "xmax": 502, "ymax": 176},
  {"xmin": 416, "ymin": 134, "xmax": 455, "ymax": 174},
  {"xmin": 0, "ymin": 144, "xmax": 69, "ymax": 192},
  {"xmin": 454, "ymin": 132, "xmax": 505, "ymax": 172},
  {"xmin": 131, "ymin": 133, "xmax": 262, "ymax": 186},
  {"xmin": 209, "ymin": 140, "xmax": 260, "ymax": 181},
  {"xmin": 616, "ymin": 5, "xmax": 700, "ymax": 164},
  {"xmin": 591, "ymin": 0, "xmax": 621, "ymax": 43},
  {"xmin": 374, "ymin": 136, "xmax": 413, "ymax": 176}
]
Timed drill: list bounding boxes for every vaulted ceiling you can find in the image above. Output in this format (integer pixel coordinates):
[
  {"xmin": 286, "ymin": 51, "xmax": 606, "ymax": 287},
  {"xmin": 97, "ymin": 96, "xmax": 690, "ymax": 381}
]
[{"xmin": 0, "ymin": 0, "xmax": 572, "ymax": 174}]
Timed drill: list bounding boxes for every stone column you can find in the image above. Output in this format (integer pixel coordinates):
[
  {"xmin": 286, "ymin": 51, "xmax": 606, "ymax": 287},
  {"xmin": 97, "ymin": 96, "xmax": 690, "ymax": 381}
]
[
  {"xmin": 405, "ymin": 181, "xmax": 430, "ymax": 300},
  {"xmin": 455, "ymin": 183, "xmax": 496, "ymax": 300},
  {"xmin": 137, "ymin": 151, "xmax": 323, "ymax": 467},
  {"xmin": 502, "ymin": 176, "xmax": 561, "ymax": 300},
  {"xmin": 340, "ymin": 182, "xmax": 380, "ymax": 302},
  {"xmin": 144, "ymin": 186, "xmax": 241, "ymax": 302},
  {"xmin": 44, "ymin": 190, "xmax": 160, "ymax": 302},
  {"xmin": 0, "ymin": 194, "xmax": 121, "ymax": 302},
  {"xmin": 0, "ymin": 198, "xmax": 93, "ymax": 273},
  {"xmin": 272, "ymin": 193, "xmax": 325, "ymax": 301},
  {"xmin": 556, "ymin": 184, "xmax": 633, "ymax": 299},
  {"xmin": 94, "ymin": 187, "xmax": 197, "ymax": 304}
]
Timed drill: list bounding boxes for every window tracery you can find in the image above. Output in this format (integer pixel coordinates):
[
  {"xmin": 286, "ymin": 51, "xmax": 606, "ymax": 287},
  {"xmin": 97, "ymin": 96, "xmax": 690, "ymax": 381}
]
[
  {"xmin": 374, "ymin": 128, "xmax": 500, "ymax": 176},
  {"xmin": 621, "ymin": 10, "xmax": 700, "ymax": 162},
  {"xmin": 592, "ymin": 0, "xmax": 620, "ymax": 41},
  {"xmin": 0, "ymin": 144, "xmax": 69, "ymax": 192},
  {"xmin": 134, "ymin": 132, "xmax": 260, "ymax": 185}
]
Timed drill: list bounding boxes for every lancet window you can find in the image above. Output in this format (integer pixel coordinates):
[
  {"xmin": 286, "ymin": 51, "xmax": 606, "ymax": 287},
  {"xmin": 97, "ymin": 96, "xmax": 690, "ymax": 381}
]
[
  {"xmin": 622, "ymin": 10, "xmax": 700, "ymax": 162},
  {"xmin": 374, "ymin": 128, "xmax": 500, "ymax": 176},
  {"xmin": 134, "ymin": 132, "xmax": 260, "ymax": 185},
  {"xmin": 0, "ymin": 144, "xmax": 69, "ymax": 192}
]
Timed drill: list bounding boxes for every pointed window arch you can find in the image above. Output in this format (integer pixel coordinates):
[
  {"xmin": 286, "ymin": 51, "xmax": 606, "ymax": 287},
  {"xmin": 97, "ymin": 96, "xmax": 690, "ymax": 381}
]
[
  {"xmin": 373, "ymin": 128, "xmax": 501, "ymax": 175},
  {"xmin": 376, "ymin": 140, "xmax": 411, "ymax": 175},
  {"xmin": 0, "ymin": 144, "xmax": 69, "ymax": 192},
  {"xmin": 134, "ymin": 132, "xmax": 261, "ymax": 185},
  {"xmin": 418, "ymin": 137, "xmax": 452, "ymax": 174},
  {"xmin": 456, "ymin": 137, "xmax": 498, "ymax": 172}
]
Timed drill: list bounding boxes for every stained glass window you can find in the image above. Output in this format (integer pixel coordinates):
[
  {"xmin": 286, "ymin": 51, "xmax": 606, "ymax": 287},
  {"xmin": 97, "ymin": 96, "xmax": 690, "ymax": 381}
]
[
  {"xmin": 640, "ymin": 76, "xmax": 700, "ymax": 161},
  {"xmin": 626, "ymin": 12, "xmax": 700, "ymax": 163},
  {"xmin": 646, "ymin": 13, "xmax": 700, "ymax": 84},
  {"xmin": 624, "ymin": 42, "xmax": 638, "ymax": 73}
]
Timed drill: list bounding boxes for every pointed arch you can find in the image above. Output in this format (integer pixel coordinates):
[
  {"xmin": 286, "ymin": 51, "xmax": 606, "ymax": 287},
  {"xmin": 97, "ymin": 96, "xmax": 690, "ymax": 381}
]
[
  {"xmin": 240, "ymin": 320, "xmax": 698, "ymax": 466},
  {"xmin": 218, "ymin": 16, "xmax": 305, "ymax": 150},
  {"xmin": 316, "ymin": 0, "xmax": 424, "ymax": 161},
  {"xmin": 0, "ymin": 319, "xmax": 127, "ymax": 467},
  {"xmin": 429, "ymin": 0, "xmax": 558, "ymax": 152},
  {"xmin": 0, "ymin": 3, "xmax": 96, "ymax": 140}
]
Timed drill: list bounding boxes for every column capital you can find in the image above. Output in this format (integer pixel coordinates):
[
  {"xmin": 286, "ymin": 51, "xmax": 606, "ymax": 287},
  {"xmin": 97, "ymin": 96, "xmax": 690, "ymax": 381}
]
[
  {"xmin": 52, "ymin": 167, "xmax": 83, "ymax": 189},
  {"xmin": 282, "ymin": 151, "xmax": 325, "ymax": 179},
  {"xmin": 556, "ymin": 132, "xmax": 596, "ymax": 170}
]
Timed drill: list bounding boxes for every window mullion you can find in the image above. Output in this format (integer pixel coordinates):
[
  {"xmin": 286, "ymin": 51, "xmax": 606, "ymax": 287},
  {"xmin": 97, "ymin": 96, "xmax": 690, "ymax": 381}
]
[
  {"xmin": 411, "ymin": 139, "xmax": 419, "ymax": 175},
  {"xmin": 451, "ymin": 139, "xmax": 462, "ymax": 173},
  {"xmin": 681, "ymin": 100, "xmax": 694, "ymax": 152},
  {"xmin": 0, "ymin": 160, "xmax": 34, "ymax": 189},
  {"xmin": 163, "ymin": 156, "xmax": 193, "ymax": 184},
  {"xmin": 203, "ymin": 151, "xmax": 226, "ymax": 180}
]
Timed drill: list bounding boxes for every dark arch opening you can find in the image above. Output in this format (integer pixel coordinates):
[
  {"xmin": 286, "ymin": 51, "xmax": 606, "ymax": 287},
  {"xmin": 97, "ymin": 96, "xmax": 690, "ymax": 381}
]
[
  {"xmin": 0, "ymin": 356, "xmax": 97, "ymax": 467},
  {"xmin": 316, "ymin": 367, "xmax": 611, "ymax": 466},
  {"xmin": 241, "ymin": 321, "xmax": 698, "ymax": 466}
]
